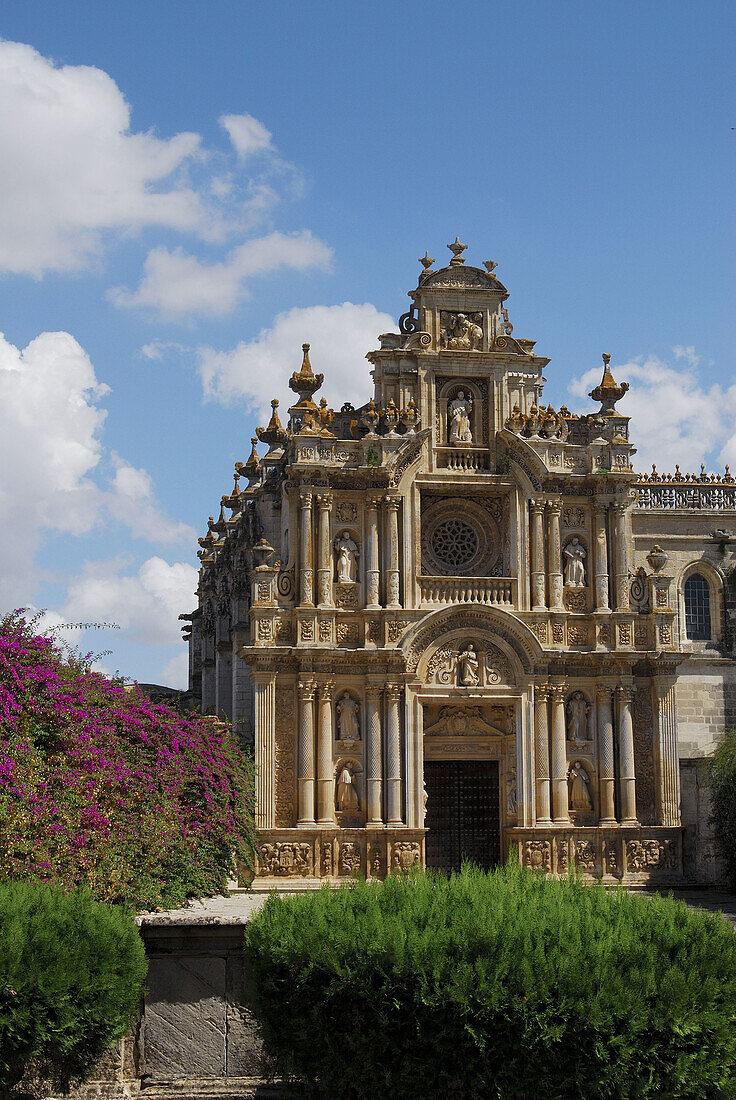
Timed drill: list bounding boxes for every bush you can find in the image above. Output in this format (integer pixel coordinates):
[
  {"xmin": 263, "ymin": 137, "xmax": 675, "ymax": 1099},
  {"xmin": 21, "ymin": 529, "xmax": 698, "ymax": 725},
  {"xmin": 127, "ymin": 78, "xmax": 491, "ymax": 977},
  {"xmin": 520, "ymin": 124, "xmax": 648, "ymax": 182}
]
[
  {"xmin": 708, "ymin": 728, "xmax": 736, "ymax": 890},
  {"xmin": 0, "ymin": 611, "xmax": 255, "ymax": 909},
  {"xmin": 244, "ymin": 863, "xmax": 736, "ymax": 1099},
  {"xmin": 0, "ymin": 881, "xmax": 147, "ymax": 1099}
]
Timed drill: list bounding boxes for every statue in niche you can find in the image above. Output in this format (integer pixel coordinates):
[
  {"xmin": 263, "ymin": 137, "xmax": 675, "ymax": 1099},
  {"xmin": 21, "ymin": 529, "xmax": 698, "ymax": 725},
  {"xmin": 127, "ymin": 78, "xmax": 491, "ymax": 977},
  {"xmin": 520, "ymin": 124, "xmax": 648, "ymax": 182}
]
[
  {"xmin": 336, "ymin": 693, "xmax": 360, "ymax": 742},
  {"xmin": 458, "ymin": 644, "xmax": 480, "ymax": 687},
  {"xmin": 564, "ymin": 537, "xmax": 587, "ymax": 588},
  {"xmin": 334, "ymin": 530, "xmax": 359, "ymax": 583},
  {"xmin": 568, "ymin": 762, "xmax": 594, "ymax": 814},
  {"xmin": 336, "ymin": 765, "xmax": 360, "ymax": 812},
  {"xmin": 566, "ymin": 692, "xmax": 590, "ymax": 745},
  {"xmin": 448, "ymin": 391, "xmax": 473, "ymax": 445}
]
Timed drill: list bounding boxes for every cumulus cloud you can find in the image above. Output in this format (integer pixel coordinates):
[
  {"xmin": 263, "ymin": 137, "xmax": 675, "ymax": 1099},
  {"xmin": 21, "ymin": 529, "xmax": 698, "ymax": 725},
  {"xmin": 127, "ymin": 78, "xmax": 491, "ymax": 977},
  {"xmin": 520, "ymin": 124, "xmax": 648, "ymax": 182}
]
[
  {"xmin": 198, "ymin": 302, "xmax": 396, "ymax": 419},
  {"xmin": 568, "ymin": 350, "xmax": 736, "ymax": 474},
  {"xmin": 0, "ymin": 330, "xmax": 191, "ymax": 608},
  {"xmin": 0, "ymin": 40, "xmax": 319, "ymax": 283},
  {"xmin": 62, "ymin": 557, "xmax": 198, "ymax": 648},
  {"xmin": 159, "ymin": 650, "xmax": 190, "ymax": 690},
  {"xmin": 109, "ymin": 231, "xmax": 333, "ymax": 317}
]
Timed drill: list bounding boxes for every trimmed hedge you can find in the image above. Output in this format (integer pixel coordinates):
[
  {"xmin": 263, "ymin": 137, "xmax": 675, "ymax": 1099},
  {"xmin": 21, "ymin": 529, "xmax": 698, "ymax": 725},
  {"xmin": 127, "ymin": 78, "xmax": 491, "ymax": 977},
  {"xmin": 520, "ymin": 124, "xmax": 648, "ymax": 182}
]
[
  {"xmin": 708, "ymin": 728, "xmax": 736, "ymax": 890},
  {"xmin": 0, "ymin": 881, "xmax": 147, "ymax": 1099},
  {"xmin": 245, "ymin": 863, "xmax": 736, "ymax": 1099}
]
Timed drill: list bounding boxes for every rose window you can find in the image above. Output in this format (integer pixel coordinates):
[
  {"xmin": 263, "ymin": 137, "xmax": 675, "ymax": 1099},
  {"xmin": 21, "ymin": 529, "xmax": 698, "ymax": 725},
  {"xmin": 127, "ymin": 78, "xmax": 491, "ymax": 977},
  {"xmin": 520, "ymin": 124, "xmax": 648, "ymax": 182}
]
[{"xmin": 430, "ymin": 518, "xmax": 479, "ymax": 570}]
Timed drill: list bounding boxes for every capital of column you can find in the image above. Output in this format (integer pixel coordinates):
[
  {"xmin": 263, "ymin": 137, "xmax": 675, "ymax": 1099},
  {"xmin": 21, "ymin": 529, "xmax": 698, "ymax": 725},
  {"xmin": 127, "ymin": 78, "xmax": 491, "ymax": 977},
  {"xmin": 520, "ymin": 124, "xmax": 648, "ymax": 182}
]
[
  {"xmin": 534, "ymin": 683, "xmax": 550, "ymax": 702},
  {"xmin": 596, "ymin": 684, "xmax": 613, "ymax": 703},
  {"xmin": 317, "ymin": 678, "xmax": 335, "ymax": 701},
  {"xmin": 549, "ymin": 683, "xmax": 565, "ymax": 704},
  {"xmin": 530, "ymin": 499, "xmax": 546, "ymax": 516},
  {"xmin": 299, "ymin": 488, "xmax": 313, "ymax": 508},
  {"xmin": 316, "ymin": 492, "xmax": 333, "ymax": 511},
  {"xmin": 546, "ymin": 499, "xmax": 562, "ymax": 516},
  {"xmin": 366, "ymin": 493, "xmax": 382, "ymax": 511},
  {"xmin": 297, "ymin": 678, "xmax": 316, "ymax": 701},
  {"xmin": 365, "ymin": 682, "xmax": 383, "ymax": 703},
  {"xmin": 385, "ymin": 681, "xmax": 402, "ymax": 701},
  {"xmin": 616, "ymin": 684, "xmax": 634, "ymax": 704},
  {"xmin": 384, "ymin": 494, "xmax": 401, "ymax": 512}
]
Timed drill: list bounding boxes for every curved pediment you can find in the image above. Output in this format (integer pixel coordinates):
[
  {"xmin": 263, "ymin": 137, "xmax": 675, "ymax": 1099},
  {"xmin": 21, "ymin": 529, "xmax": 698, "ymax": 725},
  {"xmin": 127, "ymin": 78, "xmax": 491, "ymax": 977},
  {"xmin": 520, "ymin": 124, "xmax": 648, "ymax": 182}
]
[
  {"xmin": 401, "ymin": 605, "xmax": 544, "ymax": 679},
  {"xmin": 422, "ymin": 265, "xmax": 508, "ymax": 296}
]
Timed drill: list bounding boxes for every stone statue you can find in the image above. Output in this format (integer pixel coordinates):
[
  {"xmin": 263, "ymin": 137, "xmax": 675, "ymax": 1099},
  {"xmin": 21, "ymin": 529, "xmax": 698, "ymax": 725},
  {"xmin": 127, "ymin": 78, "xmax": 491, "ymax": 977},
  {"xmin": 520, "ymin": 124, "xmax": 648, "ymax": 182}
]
[
  {"xmin": 564, "ymin": 537, "xmax": 587, "ymax": 587},
  {"xmin": 458, "ymin": 644, "xmax": 479, "ymax": 686},
  {"xmin": 334, "ymin": 530, "xmax": 359, "ymax": 583},
  {"xmin": 568, "ymin": 762, "xmax": 593, "ymax": 814},
  {"xmin": 566, "ymin": 692, "xmax": 590, "ymax": 745},
  {"xmin": 336, "ymin": 766, "xmax": 360, "ymax": 812},
  {"xmin": 448, "ymin": 391, "xmax": 473, "ymax": 445},
  {"xmin": 336, "ymin": 694, "xmax": 360, "ymax": 741}
]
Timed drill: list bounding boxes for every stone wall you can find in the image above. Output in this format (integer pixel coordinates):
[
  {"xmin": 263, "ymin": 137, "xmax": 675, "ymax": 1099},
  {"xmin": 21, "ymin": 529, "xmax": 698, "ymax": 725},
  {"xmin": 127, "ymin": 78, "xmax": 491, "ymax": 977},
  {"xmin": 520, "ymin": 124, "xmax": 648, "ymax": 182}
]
[{"xmin": 675, "ymin": 659, "xmax": 736, "ymax": 758}]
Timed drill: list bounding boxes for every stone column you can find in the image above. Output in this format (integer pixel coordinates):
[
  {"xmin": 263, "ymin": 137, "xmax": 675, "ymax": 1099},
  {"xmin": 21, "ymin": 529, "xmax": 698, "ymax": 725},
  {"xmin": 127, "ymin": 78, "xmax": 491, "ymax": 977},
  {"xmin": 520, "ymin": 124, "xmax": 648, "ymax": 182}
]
[
  {"xmin": 253, "ymin": 671, "xmax": 276, "ymax": 830},
  {"xmin": 549, "ymin": 684, "xmax": 570, "ymax": 823},
  {"xmin": 596, "ymin": 686, "xmax": 616, "ymax": 824},
  {"xmin": 385, "ymin": 682, "xmax": 403, "ymax": 825},
  {"xmin": 299, "ymin": 489, "xmax": 314, "ymax": 607},
  {"xmin": 297, "ymin": 679, "xmax": 316, "ymax": 825},
  {"xmin": 593, "ymin": 502, "xmax": 610, "ymax": 611},
  {"xmin": 316, "ymin": 492, "xmax": 333, "ymax": 608},
  {"xmin": 547, "ymin": 500, "xmax": 563, "ymax": 610},
  {"xmin": 612, "ymin": 502, "xmax": 630, "ymax": 611},
  {"xmin": 617, "ymin": 685, "xmax": 638, "ymax": 825},
  {"xmin": 366, "ymin": 495, "xmax": 381, "ymax": 608},
  {"xmin": 530, "ymin": 500, "xmax": 547, "ymax": 611},
  {"xmin": 316, "ymin": 680, "xmax": 335, "ymax": 824},
  {"xmin": 385, "ymin": 495, "xmax": 401, "ymax": 608},
  {"xmin": 654, "ymin": 679, "xmax": 681, "ymax": 826},
  {"xmin": 365, "ymin": 683, "xmax": 383, "ymax": 825},
  {"xmin": 534, "ymin": 685, "xmax": 552, "ymax": 824}
]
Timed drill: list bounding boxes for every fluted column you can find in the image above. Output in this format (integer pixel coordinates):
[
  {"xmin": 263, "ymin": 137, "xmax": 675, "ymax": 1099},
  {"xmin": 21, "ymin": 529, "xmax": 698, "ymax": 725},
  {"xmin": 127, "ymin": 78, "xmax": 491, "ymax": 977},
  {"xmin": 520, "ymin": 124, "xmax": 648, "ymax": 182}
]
[
  {"xmin": 617, "ymin": 685, "xmax": 638, "ymax": 825},
  {"xmin": 547, "ymin": 500, "xmax": 563, "ymax": 610},
  {"xmin": 654, "ymin": 679, "xmax": 681, "ymax": 826},
  {"xmin": 550, "ymin": 684, "xmax": 570, "ymax": 823},
  {"xmin": 612, "ymin": 501, "xmax": 630, "ymax": 611},
  {"xmin": 534, "ymin": 685, "xmax": 552, "ymax": 824},
  {"xmin": 596, "ymin": 686, "xmax": 616, "ymax": 824},
  {"xmin": 366, "ymin": 495, "xmax": 381, "ymax": 608},
  {"xmin": 253, "ymin": 671, "xmax": 276, "ymax": 829},
  {"xmin": 530, "ymin": 500, "xmax": 547, "ymax": 610},
  {"xmin": 385, "ymin": 495, "xmax": 401, "ymax": 608},
  {"xmin": 385, "ymin": 682, "xmax": 403, "ymax": 825},
  {"xmin": 316, "ymin": 680, "xmax": 335, "ymax": 824},
  {"xmin": 299, "ymin": 489, "xmax": 314, "ymax": 607},
  {"xmin": 316, "ymin": 492, "xmax": 333, "ymax": 608},
  {"xmin": 297, "ymin": 679, "xmax": 316, "ymax": 825},
  {"xmin": 365, "ymin": 683, "xmax": 383, "ymax": 824},
  {"xmin": 593, "ymin": 502, "xmax": 610, "ymax": 611}
]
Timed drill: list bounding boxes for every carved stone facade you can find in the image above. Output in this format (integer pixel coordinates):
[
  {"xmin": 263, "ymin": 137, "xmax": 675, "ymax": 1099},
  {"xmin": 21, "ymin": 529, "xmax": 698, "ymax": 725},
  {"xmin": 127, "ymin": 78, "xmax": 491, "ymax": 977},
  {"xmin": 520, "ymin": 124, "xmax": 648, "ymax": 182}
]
[{"xmin": 185, "ymin": 241, "xmax": 733, "ymax": 887}]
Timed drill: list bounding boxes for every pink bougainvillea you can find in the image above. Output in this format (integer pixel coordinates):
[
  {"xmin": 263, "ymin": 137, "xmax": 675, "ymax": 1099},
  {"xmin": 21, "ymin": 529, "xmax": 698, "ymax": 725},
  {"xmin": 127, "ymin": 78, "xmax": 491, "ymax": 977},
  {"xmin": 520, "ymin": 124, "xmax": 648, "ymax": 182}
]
[{"xmin": 0, "ymin": 612, "xmax": 255, "ymax": 909}]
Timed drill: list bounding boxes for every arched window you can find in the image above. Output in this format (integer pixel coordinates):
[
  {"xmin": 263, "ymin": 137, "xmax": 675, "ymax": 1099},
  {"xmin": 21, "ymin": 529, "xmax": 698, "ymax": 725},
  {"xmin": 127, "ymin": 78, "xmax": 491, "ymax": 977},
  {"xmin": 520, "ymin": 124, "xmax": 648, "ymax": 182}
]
[{"xmin": 684, "ymin": 573, "xmax": 711, "ymax": 640}]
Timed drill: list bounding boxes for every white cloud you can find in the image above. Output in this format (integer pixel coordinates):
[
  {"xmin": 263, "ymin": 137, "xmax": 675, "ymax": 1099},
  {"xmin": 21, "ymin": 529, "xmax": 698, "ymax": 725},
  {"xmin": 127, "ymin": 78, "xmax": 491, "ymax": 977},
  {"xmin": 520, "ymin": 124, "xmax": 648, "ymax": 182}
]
[
  {"xmin": 109, "ymin": 230, "xmax": 333, "ymax": 317},
  {"xmin": 568, "ymin": 351, "xmax": 736, "ymax": 474},
  {"xmin": 159, "ymin": 649, "xmax": 190, "ymax": 690},
  {"xmin": 198, "ymin": 302, "xmax": 396, "ymax": 419},
  {"xmin": 62, "ymin": 556, "xmax": 198, "ymax": 648},
  {"xmin": 220, "ymin": 113, "xmax": 273, "ymax": 158},
  {"xmin": 0, "ymin": 330, "xmax": 191, "ymax": 609}
]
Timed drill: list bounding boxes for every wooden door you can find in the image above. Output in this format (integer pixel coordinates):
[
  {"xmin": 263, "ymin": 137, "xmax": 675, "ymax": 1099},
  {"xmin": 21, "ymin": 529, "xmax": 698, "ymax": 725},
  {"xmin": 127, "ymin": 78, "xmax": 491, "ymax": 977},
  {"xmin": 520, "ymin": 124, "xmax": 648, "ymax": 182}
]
[{"xmin": 424, "ymin": 759, "xmax": 500, "ymax": 873}]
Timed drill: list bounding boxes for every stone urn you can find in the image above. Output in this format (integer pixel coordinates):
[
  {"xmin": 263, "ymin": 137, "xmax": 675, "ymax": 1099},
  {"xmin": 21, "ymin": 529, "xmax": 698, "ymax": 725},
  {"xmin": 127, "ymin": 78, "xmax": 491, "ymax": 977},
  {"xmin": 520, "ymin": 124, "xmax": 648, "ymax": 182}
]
[{"xmin": 646, "ymin": 545, "xmax": 669, "ymax": 573}]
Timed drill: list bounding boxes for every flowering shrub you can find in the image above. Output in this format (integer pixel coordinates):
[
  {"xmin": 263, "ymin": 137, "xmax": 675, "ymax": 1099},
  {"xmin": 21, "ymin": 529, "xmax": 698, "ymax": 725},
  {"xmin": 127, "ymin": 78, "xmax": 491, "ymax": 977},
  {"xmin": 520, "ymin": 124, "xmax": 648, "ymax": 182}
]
[{"xmin": 0, "ymin": 612, "xmax": 255, "ymax": 909}]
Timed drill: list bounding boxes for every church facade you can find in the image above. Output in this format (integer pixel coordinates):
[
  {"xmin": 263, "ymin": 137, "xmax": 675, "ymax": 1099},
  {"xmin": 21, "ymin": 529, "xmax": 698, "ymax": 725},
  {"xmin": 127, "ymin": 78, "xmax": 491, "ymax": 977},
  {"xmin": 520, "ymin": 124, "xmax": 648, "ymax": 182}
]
[{"xmin": 183, "ymin": 241, "xmax": 735, "ymax": 886}]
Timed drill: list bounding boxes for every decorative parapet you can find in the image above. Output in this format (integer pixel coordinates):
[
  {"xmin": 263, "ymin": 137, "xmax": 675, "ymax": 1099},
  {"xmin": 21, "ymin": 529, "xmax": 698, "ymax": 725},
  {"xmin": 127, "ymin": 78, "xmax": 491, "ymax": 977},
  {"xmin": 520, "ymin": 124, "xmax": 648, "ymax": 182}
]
[
  {"xmin": 418, "ymin": 576, "xmax": 516, "ymax": 608},
  {"xmin": 635, "ymin": 465, "xmax": 736, "ymax": 510}
]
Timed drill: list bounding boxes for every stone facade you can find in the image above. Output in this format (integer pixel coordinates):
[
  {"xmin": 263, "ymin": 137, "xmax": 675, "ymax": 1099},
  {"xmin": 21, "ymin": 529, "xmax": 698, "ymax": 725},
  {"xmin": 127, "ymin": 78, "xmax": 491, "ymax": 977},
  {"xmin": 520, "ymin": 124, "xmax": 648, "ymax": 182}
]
[{"xmin": 183, "ymin": 240, "xmax": 734, "ymax": 886}]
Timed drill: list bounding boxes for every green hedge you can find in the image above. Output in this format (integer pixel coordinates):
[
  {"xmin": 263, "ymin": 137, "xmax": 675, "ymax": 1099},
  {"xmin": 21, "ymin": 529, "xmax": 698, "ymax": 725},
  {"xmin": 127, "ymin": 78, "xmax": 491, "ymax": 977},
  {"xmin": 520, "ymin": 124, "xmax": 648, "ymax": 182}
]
[
  {"xmin": 708, "ymin": 728, "xmax": 736, "ymax": 890},
  {"xmin": 0, "ymin": 882, "xmax": 147, "ymax": 1099},
  {"xmin": 244, "ymin": 863, "xmax": 736, "ymax": 1099}
]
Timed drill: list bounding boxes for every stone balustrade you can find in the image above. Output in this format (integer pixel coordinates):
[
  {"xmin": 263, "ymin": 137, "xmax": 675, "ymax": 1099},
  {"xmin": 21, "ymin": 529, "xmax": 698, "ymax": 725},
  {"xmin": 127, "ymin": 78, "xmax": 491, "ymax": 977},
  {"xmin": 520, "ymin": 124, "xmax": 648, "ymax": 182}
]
[
  {"xmin": 436, "ymin": 446, "xmax": 490, "ymax": 472},
  {"xmin": 418, "ymin": 576, "xmax": 516, "ymax": 607}
]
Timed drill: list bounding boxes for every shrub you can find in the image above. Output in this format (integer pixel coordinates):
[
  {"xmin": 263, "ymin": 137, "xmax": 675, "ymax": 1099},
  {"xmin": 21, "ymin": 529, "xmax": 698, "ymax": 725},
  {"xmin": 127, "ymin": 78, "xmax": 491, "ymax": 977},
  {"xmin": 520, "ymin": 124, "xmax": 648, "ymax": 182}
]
[
  {"xmin": 0, "ymin": 611, "xmax": 255, "ymax": 909},
  {"xmin": 244, "ymin": 863, "xmax": 736, "ymax": 1099},
  {"xmin": 708, "ymin": 728, "xmax": 736, "ymax": 890},
  {"xmin": 0, "ymin": 881, "xmax": 147, "ymax": 1099}
]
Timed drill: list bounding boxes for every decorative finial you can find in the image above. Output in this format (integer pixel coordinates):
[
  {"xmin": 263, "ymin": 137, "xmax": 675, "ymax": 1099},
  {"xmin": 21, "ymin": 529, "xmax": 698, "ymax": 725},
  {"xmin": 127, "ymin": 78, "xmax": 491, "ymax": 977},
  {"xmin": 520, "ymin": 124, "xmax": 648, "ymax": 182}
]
[
  {"xmin": 289, "ymin": 342, "xmax": 324, "ymax": 408},
  {"xmin": 256, "ymin": 399, "xmax": 288, "ymax": 452},
  {"xmin": 588, "ymin": 353, "xmax": 629, "ymax": 415},
  {"xmin": 483, "ymin": 260, "xmax": 497, "ymax": 274},
  {"xmin": 419, "ymin": 251, "xmax": 434, "ymax": 271},
  {"xmin": 447, "ymin": 237, "xmax": 467, "ymax": 265}
]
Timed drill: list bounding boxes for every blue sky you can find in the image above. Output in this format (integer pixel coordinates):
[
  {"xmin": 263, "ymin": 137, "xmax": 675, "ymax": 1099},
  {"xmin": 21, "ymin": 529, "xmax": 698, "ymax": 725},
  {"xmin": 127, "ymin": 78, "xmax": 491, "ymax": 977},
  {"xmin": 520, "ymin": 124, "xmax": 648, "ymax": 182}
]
[{"xmin": 1, "ymin": 1, "xmax": 734, "ymax": 686}]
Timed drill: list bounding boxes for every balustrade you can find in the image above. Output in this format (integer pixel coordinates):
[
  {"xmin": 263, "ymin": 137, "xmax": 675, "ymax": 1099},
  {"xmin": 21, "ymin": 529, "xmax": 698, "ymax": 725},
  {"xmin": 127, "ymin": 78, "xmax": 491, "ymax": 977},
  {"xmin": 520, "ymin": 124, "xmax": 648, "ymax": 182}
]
[
  {"xmin": 418, "ymin": 576, "xmax": 515, "ymax": 607},
  {"xmin": 436, "ymin": 446, "xmax": 490, "ymax": 472}
]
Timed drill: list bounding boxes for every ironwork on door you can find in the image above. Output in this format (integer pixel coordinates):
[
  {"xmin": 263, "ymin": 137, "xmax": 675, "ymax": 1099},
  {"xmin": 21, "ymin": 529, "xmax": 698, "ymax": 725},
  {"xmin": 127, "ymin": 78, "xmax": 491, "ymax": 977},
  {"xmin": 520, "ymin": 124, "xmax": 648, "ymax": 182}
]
[{"xmin": 424, "ymin": 759, "xmax": 500, "ymax": 873}]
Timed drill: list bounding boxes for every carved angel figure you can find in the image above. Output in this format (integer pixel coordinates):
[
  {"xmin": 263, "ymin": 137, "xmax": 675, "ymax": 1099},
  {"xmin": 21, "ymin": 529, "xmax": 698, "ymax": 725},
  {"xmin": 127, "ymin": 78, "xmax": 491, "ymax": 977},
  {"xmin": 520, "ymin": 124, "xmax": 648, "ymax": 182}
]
[
  {"xmin": 566, "ymin": 691, "xmax": 590, "ymax": 744},
  {"xmin": 564, "ymin": 537, "xmax": 587, "ymax": 587},
  {"xmin": 458, "ymin": 644, "xmax": 480, "ymax": 687},
  {"xmin": 334, "ymin": 530, "xmax": 359, "ymax": 583},
  {"xmin": 336, "ymin": 766, "xmax": 360, "ymax": 812},
  {"xmin": 568, "ymin": 762, "xmax": 594, "ymax": 813},
  {"xmin": 448, "ymin": 391, "xmax": 473, "ymax": 445},
  {"xmin": 337, "ymin": 694, "xmax": 360, "ymax": 741}
]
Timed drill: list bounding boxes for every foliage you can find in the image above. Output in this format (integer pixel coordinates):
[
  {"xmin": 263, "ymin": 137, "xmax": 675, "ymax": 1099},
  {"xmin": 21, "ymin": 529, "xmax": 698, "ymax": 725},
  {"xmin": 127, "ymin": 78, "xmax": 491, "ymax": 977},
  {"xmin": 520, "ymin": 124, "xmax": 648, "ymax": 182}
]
[
  {"xmin": 707, "ymin": 728, "xmax": 736, "ymax": 890},
  {"xmin": 0, "ymin": 881, "xmax": 146, "ymax": 1099},
  {"xmin": 0, "ymin": 611, "xmax": 255, "ymax": 909},
  {"xmin": 244, "ymin": 863, "xmax": 736, "ymax": 1099}
]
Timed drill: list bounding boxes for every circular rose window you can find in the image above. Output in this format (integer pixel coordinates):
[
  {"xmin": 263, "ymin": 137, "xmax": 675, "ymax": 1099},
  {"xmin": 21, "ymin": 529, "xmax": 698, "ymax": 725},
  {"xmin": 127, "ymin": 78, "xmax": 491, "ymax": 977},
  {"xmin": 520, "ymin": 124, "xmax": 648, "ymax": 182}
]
[{"xmin": 430, "ymin": 518, "xmax": 479, "ymax": 571}]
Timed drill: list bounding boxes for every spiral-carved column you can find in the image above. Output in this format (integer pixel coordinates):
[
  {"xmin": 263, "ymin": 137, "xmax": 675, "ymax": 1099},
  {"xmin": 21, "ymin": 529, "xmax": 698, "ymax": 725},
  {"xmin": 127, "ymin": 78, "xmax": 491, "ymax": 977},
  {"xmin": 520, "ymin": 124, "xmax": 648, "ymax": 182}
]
[
  {"xmin": 365, "ymin": 683, "xmax": 383, "ymax": 824},
  {"xmin": 316, "ymin": 680, "xmax": 335, "ymax": 824},
  {"xmin": 316, "ymin": 492, "xmax": 333, "ymax": 608},
  {"xmin": 385, "ymin": 495, "xmax": 401, "ymax": 608},
  {"xmin": 617, "ymin": 685, "xmax": 638, "ymax": 825},
  {"xmin": 297, "ymin": 679, "xmax": 316, "ymax": 825},
  {"xmin": 530, "ymin": 500, "xmax": 547, "ymax": 611},
  {"xmin": 596, "ymin": 686, "xmax": 616, "ymax": 824},
  {"xmin": 365, "ymin": 494, "xmax": 381, "ymax": 608},
  {"xmin": 534, "ymin": 685, "xmax": 552, "ymax": 824},
  {"xmin": 612, "ymin": 502, "xmax": 630, "ymax": 611},
  {"xmin": 547, "ymin": 500, "xmax": 563, "ymax": 610},
  {"xmin": 550, "ymin": 684, "xmax": 570, "ymax": 823},
  {"xmin": 299, "ymin": 489, "xmax": 314, "ymax": 607},
  {"xmin": 593, "ymin": 502, "xmax": 610, "ymax": 611},
  {"xmin": 385, "ymin": 682, "xmax": 403, "ymax": 825}
]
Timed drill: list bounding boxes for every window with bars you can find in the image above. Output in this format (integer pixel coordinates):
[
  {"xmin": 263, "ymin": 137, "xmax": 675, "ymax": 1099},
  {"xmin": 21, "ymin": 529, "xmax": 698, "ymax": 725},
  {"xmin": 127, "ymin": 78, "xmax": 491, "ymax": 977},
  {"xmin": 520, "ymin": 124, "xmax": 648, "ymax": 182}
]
[{"xmin": 684, "ymin": 573, "xmax": 712, "ymax": 640}]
